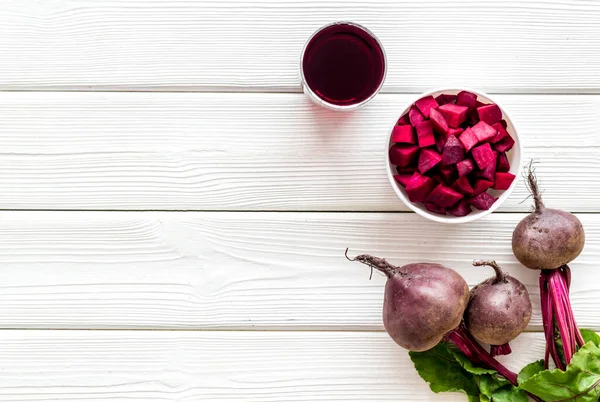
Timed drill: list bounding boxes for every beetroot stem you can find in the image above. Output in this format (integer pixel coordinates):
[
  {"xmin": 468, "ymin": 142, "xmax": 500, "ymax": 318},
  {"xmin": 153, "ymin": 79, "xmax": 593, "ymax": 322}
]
[{"xmin": 473, "ymin": 260, "xmax": 507, "ymax": 283}]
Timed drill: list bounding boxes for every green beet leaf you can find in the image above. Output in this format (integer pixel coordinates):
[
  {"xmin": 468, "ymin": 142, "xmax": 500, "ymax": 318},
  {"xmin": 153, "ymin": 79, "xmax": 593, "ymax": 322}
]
[
  {"xmin": 451, "ymin": 349, "xmax": 497, "ymax": 375},
  {"xmin": 478, "ymin": 374, "xmax": 509, "ymax": 398},
  {"xmin": 491, "ymin": 385, "xmax": 529, "ymax": 402},
  {"xmin": 520, "ymin": 342, "xmax": 600, "ymax": 402},
  {"xmin": 409, "ymin": 343, "xmax": 480, "ymax": 396},
  {"xmin": 517, "ymin": 360, "xmax": 544, "ymax": 385},
  {"xmin": 582, "ymin": 329, "xmax": 600, "ymax": 348}
]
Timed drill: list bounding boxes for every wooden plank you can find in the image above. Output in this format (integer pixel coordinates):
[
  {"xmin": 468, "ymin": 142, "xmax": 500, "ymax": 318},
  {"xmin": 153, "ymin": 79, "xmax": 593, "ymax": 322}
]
[
  {"xmin": 0, "ymin": 211, "xmax": 598, "ymax": 331},
  {"xmin": 0, "ymin": 92, "xmax": 598, "ymax": 211},
  {"xmin": 0, "ymin": 0, "xmax": 599, "ymax": 92},
  {"xmin": 0, "ymin": 330, "xmax": 547, "ymax": 401}
]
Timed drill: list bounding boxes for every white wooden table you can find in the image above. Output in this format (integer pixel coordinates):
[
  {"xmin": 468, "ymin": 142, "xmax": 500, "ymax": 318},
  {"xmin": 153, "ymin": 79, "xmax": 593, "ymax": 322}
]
[{"xmin": 0, "ymin": 1, "xmax": 598, "ymax": 400}]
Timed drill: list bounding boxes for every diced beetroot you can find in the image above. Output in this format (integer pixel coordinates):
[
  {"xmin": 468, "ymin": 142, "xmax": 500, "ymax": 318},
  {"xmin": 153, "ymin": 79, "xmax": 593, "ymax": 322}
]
[
  {"xmin": 466, "ymin": 109, "xmax": 480, "ymax": 126},
  {"xmin": 456, "ymin": 159, "xmax": 475, "ymax": 177},
  {"xmin": 497, "ymin": 153, "xmax": 510, "ymax": 172},
  {"xmin": 396, "ymin": 166, "xmax": 417, "ymax": 176},
  {"xmin": 424, "ymin": 184, "xmax": 464, "ymax": 208},
  {"xmin": 438, "ymin": 104, "xmax": 469, "ymax": 128},
  {"xmin": 493, "ymin": 172, "xmax": 516, "ymax": 190},
  {"xmin": 456, "ymin": 91, "xmax": 478, "ymax": 110},
  {"xmin": 448, "ymin": 127, "xmax": 464, "ymax": 137},
  {"xmin": 435, "ymin": 94, "xmax": 457, "ymax": 105},
  {"xmin": 447, "ymin": 199, "xmax": 472, "ymax": 217},
  {"xmin": 439, "ymin": 165, "xmax": 457, "ymax": 185},
  {"xmin": 391, "ymin": 125, "xmax": 416, "ymax": 144},
  {"xmin": 415, "ymin": 121, "xmax": 436, "ymax": 148},
  {"xmin": 472, "ymin": 179, "xmax": 495, "ymax": 194},
  {"xmin": 419, "ymin": 149, "xmax": 442, "ymax": 174},
  {"xmin": 397, "ymin": 114, "xmax": 410, "ymax": 126},
  {"xmin": 406, "ymin": 174, "xmax": 437, "ymax": 203},
  {"xmin": 494, "ymin": 135, "xmax": 515, "ymax": 152},
  {"xmin": 424, "ymin": 203, "xmax": 446, "ymax": 215},
  {"xmin": 394, "ymin": 173, "xmax": 417, "ymax": 187},
  {"xmin": 389, "ymin": 145, "xmax": 419, "ymax": 167},
  {"xmin": 475, "ymin": 151, "xmax": 497, "ymax": 181},
  {"xmin": 415, "ymin": 95, "xmax": 439, "ymax": 118},
  {"xmin": 453, "ymin": 175, "xmax": 474, "ymax": 195},
  {"xmin": 471, "ymin": 121, "xmax": 497, "ymax": 143},
  {"xmin": 409, "ymin": 106, "xmax": 425, "ymax": 127},
  {"xmin": 500, "ymin": 119, "xmax": 508, "ymax": 129},
  {"xmin": 468, "ymin": 192, "xmax": 497, "ymax": 211},
  {"xmin": 436, "ymin": 135, "xmax": 447, "ymax": 153},
  {"xmin": 491, "ymin": 122, "xmax": 509, "ymax": 143},
  {"xmin": 429, "ymin": 172, "xmax": 444, "ymax": 184},
  {"xmin": 441, "ymin": 135, "xmax": 465, "ymax": 166},
  {"xmin": 477, "ymin": 104, "xmax": 503, "ymax": 125},
  {"xmin": 429, "ymin": 108, "xmax": 449, "ymax": 135},
  {"xmin": 472, "ymin": 143, "xmax": 496, "ymax": 170},
  {"xmin": 459, "ymin": 127, "xmax": 479, "ymax": 152}
]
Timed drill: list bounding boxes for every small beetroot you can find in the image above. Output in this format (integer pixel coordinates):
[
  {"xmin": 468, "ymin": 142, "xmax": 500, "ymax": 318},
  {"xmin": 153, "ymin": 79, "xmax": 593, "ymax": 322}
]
[
  {"xmin": 415, "ymin": 95, "xmax": 439, "ymax": 118},
  {"xmin": 425, "ymin": 184, "xmax": 464, "ymax": 208},
  {"xmin": 419, "ymin": 149, "xmax": 442, "ymax": 174},
  {"xmin": 409, "ymin": 106, "xmax": 426, "ymax": 126},
  {"xmin": 459, "ymin": 127, "xmax": 479, "ymax": 152},
  {"xmin": 477, "ymin": 104, "xmax": 503, "ymax": 125},
  {"xmin": 415, "ymin": 121, "xmax": 436, "ymax": 148},
  {"xmin": 497, "ymin": 152, "xmax": 510, "ymax": 172},
  {"xmin": 389, "ymin": 145, "xmax": 419, "ymax": 167},
  {"xmin": 405, "ymin": 174, "xmax": 437, "ymax": 203},
  {"xmin": 468, "ymin": 192, "xmax": 497, "ymax": 210},
  {"xmin": 391, "ymin": 125, "xmax": 415, "ymax": 144},
  {"xmin": 441, "ymin": 135, "xmax": 465, "ymax": 166},
  {"xmin": 438, "ymin": 104, "xmax": 469, "ymax": 128},
  {"xmin": 472, "ymin": 143, "xmax": 496, "ymax": 170},
  {"xmin": 456, "ymin": 159, "xmax": 475, "ymax": 177},
  {"xmin": 429, "ymin": 108, "xmax": 449, "ymax": 135},
  {"xmin": 447, "ymin": 199, "xmax": 472, "ymax": 217},
  {"xmin": 493, "ymin": 172, "xmax": 516, "ymax": 190}
]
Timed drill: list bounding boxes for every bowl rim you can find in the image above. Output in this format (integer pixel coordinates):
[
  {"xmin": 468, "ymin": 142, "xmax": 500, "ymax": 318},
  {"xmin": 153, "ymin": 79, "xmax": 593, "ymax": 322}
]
[{"xmin": 385, "ymin": 87, "xmax": 524, "ymax": 224}]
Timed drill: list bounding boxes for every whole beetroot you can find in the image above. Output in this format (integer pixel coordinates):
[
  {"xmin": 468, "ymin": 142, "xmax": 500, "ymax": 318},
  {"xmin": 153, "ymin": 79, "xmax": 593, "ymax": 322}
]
[
  {"xmin": 465, "ymin": 260, "xmax": 531, "ymax": 357},
  {"xmin": 512, "ymin": 165, "xmax": 585, "ymax": 270}
]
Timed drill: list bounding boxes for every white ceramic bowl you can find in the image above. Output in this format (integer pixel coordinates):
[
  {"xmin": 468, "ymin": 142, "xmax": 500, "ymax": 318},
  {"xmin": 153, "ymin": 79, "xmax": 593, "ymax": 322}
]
[{"xmin": 386, "ymin": 87, "xmax": 523, "ymax": 224}]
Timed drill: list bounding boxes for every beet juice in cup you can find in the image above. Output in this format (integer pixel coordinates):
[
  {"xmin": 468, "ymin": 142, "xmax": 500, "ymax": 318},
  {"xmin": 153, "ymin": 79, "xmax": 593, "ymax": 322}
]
[{"xmin": 301, "ymin": 22, "xmax": 387, "ymax": 111}]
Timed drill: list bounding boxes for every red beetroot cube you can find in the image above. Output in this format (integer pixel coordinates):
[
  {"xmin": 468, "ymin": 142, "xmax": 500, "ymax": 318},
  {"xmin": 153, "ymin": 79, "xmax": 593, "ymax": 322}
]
[
  {"xmin": 472, "ymin": 179, "xmax": 494, "ymax": 194},
  {"xmin": 475, "ymin": 151, "xmax": 497, "ymax": 181},
  {"xmin": 438, "ymin": 104, "xmax": 469, "ymax": 128},
  {"xmin": 477, "ymin": 104, "xmax": 503, "ymax": 125},
  {"xmin": 468, "ymin": 192, "xmax": 497, "ymax": 211},
  {"xmin": 494, "ymin": 135, "xmax": 515, "ymax": 152},
  {"xmin": 456, "ymin": 159, "xmax": 475, "ymax": 177},
  {"xmin": 394, "ymin": 173, "xmax": 417, "ymax": 187},
  {"xmin": 493, "ymin": 172, "xmax": 516, "ymax": 190},
  {"xmin": 429, "ymin": 108, "xmax": 449, "ymax": 135},
  {"xmin": 391, "ymin": 125, "xmax": 416, "ymax": 144},
  {"xmin": 453, "ymin": 175, "xmax": 474, "ymax": 195},
  {"xmin": 396, "ymin": 166, "xmax": 417, "ymax": 175},
  {"xmin": 406, "ymin": 174, "xmax": 437, "ymax": 203},
  {"xmin": 472, "ymin": 143, "xmax": 496, "ymax": 170},
  {"xmin": 409, "ymin": 106, "xmax": 426, "ymax": 127},
  {"xmin": 439, "ymin": 165, "xmax": 457, "ymax": 185},
  {"xmin": 441, "ymin": 135, "xmax": 465, "ymax": 166},
  {"xmin": 448, "ymin": 127, "xmax": 464, "ymax": 137},
  {"xmin": 471, "ymin": 121, "xmax": 498, "ymax": 143},
  {"xmin": 425, "ymin": 183, "xmax": 464, "ymax": 208},
  {"xmin": 491, "ymin": 122, "xmax": 509, "ymax": 143},
  {"xmin": 448, "ymin": 199, "xmax": 472, "ymax": 217},
  {"xmin": 397, "ymin": 114, "xmax": 410, "ymax": 125},
  {"xmin": 456, "ymin": 91, "xmax": 478, "ymax": 110},
  {"xmin": 415, "ymin": 121, "xmax": 436, "ymax": 148},
  {"xmin": 424, "ymin": 203, "xmax": 446, "ymax": 215},
  {"xmin": 435, "ymin": 94, "xmax": 457, "ymax": 105},
  {"xmin": 415, "ymin": 95, "xmax": 439, "ymax": 118},
  {"xmin": 497, "ymin": 152, "xmax": 510, "ymax": 172},
  {"xmin": 459, "ymin": 127, "xmax": 479, "ymax": 152},
  {"xmin": 419, "ymin": 149, "xmax": 442, "ymax": 174},
  {"xmin": 436, "ymin": 135, "xmax": 447, "ymax": 153},
  {"xmin": 389, "ymin": 145, "xmax": 419, "ymax": 167}
]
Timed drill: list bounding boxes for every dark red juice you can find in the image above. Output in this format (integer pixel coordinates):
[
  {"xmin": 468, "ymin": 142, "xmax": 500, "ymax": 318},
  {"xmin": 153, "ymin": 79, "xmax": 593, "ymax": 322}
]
[{"xmin": 302, "ymin": 23, "xmax": 386, "ymax": 107}]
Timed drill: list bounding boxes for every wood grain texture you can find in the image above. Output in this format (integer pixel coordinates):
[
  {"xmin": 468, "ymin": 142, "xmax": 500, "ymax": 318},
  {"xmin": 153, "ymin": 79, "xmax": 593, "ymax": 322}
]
[
  {"xmin": 0, "ymin": 0, "xmax": 599, "ymax": 92},
  {"xmin": 0, "ymin": 330, "xmax": 547, "ymax": 401},
  {"xmin": 0, "ymin": 211, "xmax": 598, "ymax": 331},
  {"xmin": 0, "ymin": 92, "xmax": 598, "ymax": 211}
]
